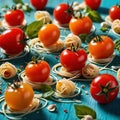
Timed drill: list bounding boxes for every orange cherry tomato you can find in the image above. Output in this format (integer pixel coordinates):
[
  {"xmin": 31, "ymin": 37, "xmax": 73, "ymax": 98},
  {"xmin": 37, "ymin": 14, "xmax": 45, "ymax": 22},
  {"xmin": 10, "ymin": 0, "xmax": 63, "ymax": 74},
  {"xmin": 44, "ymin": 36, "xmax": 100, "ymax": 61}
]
[
  {"xmin": 5, "ymin": 82, "xmax": 34, "ymax": 111},
  {"xmin": 88, "ymin": 35, "xmax": 114, "ymax": 59},
  {"xmin": 25, "ymin": 60, "xmax": 50, "ymax": 82},
  {"xmin": 38, "ymin": 24, "xmax": 60, "ymax": 47},
  {"xmin": 69, "ymin": 16, "xmax": 92, "ymax": 36}
]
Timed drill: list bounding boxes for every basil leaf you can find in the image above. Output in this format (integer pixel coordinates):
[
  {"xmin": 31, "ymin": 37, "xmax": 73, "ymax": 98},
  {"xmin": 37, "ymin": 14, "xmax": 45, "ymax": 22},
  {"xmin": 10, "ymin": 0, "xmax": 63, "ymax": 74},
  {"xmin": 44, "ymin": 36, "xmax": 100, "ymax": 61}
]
[
  {"xmin": 79, "ymin": 34, "xmax": 91, "ymax": 43},
  {"xmin": 26, "ymin": 20, "xmax": 43, "ymax": 39},
  {"xmin": 42, "ymin": 90, "xmax": 55, "ymax": 98},
  {"xmin": 86, "ymin": 10, "xmax": 103, "ymax": 22},
  {"xmin": 13, "ymin": 0, "xmax": 24, "ymax": 4},
  {"xmin": 40, "ymin": 84, "xmax": 53, "ymax": 92},
  {"xmin": 74, "ymin": 104, "xmax": 96, "ymax": 119},
  {"xmin": 84, "ymin": 6, "xmax": 92, "ymax": 13}
]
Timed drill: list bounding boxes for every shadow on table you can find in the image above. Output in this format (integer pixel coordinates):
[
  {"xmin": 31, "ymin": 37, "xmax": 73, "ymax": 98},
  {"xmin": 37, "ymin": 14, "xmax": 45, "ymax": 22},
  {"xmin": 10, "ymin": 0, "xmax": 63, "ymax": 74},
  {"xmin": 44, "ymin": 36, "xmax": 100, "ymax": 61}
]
[
  {"xmin": 98, "ymin": 97, "xmax": 120, "ymax": 116},
  {"xmin": 97, "ymin": 7, "xmax": 109, "ymax": 15}
]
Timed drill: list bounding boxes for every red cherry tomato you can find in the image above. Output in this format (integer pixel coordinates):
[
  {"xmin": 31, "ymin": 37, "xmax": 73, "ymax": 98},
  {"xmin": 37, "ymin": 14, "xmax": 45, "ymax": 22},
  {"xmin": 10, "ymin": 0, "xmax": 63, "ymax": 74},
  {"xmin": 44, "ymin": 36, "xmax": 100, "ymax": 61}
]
[
  {"xmin": 25, "ymin": 60, "xmax": 50, "ymax": 82},
  {"xmin": 88, "ymin": 35, "xmax": 114, "ymax": 59},
  {"xmin": 90, "ymin": 74, "xmax": 119, "ymax": 104},
  {"xmin": 69, "ymin": 16, "xmax": 92, "ymax": 35},
  {"xmin": 84, "ymin": 0, "xmax": 101, "ymax": 10},
  {"xmin": 5, "ymin": 82, "xmax": 34, "ymax": 111},
  {"xmin": 4, "ymin": 9, "xmax": 24, "ymax": 26},
  {"xmin": 60, "ymin": 47, "xmax": 87, "ymax": 72},
  {"xmin": 53, "ymin": 3, "xmax": 73, "ymax": 25},
  {"xmin": 109, "ymin": 5, "xmax": 120, "ymax": 20},
  {"xmin": 30, "ymin": 0, "xmax": 48, "ymax": 10},
  {"xmin": 0, "ymin": 28, "xmax": 26, "ymax": 55}
]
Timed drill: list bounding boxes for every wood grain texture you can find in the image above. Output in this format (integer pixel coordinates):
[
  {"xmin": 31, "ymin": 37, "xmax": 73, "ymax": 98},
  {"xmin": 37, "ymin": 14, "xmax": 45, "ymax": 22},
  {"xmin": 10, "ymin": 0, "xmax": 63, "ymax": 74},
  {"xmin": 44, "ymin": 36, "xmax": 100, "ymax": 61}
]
[{"xmin": 0, "ymin": 0, "xmax": 120, "ymax": 120}]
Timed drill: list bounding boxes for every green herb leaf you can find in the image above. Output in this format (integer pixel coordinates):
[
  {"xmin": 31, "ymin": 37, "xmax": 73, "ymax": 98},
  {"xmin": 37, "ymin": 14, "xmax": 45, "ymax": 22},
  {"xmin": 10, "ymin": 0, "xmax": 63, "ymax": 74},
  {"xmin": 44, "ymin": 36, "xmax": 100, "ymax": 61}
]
[
  {"xmin": 115, "ymin": 39, "xmax": 120, "ymax": 53},
  {"xmin": 42, "ymin": 90, "xmax": 55, "ymax": 98},
  {"xmin": 74, "ymin": 104, "xmax": 96, "ymax": 119},
  {"xmin": 26, "ymin": 20, "xmax": 43, "ymax": 39},
  {"xmin": 13, "ymin": 0, "xmax": 24, "ymax": 4},
  {"xmin": 79, "ymin": 34, "xmax": 91, "ymax": 43},
  {"xmin": 84, "ymin": 6, "xmax": 92, "ymax": 13},
  {"xmin": 100, "ymin": 26, "xmax": 111, "ymax": 32},
  {"xmin": 40, "ymin": 84, "xmax": 53, "ymax": 92},
  {"xmin": 86, "ymin": 10, "xmax": 103, "ymax": 22}
]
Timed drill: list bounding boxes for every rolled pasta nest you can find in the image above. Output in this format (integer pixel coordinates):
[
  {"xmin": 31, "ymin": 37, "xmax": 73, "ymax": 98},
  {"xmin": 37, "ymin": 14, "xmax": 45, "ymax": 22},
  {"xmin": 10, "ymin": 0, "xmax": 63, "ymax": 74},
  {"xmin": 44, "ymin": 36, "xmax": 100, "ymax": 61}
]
[
  {"xmin": 2, "ymin": 19, "xmax": 27, "ymax": 29},
  {"xmin": 0, "ymin": 94, "xmax": 47, "ymax": 120},
  {"xmin": 19, "ymin": 71, "xmax": 57, "ymax": 89},
  {"xmin": 0, "ymin": 62, "xmax": 17, "ymax": 79},
  {"xmin": 88, "ymin": 53, "xmax": 115, "ymax": 64},
  {"xmin": 28, "ymin": 38, "xmax": 64, "ymax": 53}
]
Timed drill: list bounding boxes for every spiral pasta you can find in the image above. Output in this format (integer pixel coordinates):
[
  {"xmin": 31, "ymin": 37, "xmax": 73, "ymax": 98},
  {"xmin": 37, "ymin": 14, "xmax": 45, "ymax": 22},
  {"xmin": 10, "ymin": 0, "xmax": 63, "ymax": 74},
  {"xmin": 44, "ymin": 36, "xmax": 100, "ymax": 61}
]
[
  {"xmin": 0, "ymin": 62, "xmax": 17, "ymax": 79},
  {"xmin": 34, "ymin": 11, "xmax": 51, "ymax": 24},
  {"xmin": 112, "ymin": 19, "xmax": 120, "ymax": 34},
  {"xmin": 82, "ymin": 63, "xmax": 99, "ymax": 78},
  {"xmin": 56, "ymin": 79, "xmax": 76, "ymax": 96},
  {"xmin": 65, "ymin": 33, "xmax": 81, "ymax": 48}
]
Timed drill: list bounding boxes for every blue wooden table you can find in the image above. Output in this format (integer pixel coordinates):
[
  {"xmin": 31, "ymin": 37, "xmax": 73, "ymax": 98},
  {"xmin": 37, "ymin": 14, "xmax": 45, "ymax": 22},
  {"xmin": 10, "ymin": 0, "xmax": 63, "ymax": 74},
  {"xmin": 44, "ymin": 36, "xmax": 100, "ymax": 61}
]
[{"xmin": 0, "ymin": 0, "xmax": 120, "ymax": 120}]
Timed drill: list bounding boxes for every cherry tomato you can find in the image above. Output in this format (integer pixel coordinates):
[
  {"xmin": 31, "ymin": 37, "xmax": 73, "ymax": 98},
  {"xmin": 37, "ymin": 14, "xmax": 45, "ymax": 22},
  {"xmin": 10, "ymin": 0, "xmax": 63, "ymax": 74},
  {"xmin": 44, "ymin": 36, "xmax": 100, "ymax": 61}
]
[
  {"xmin": 5, "ymin": 82, "xmax": 34, "ymax": 111},
  {"xmin": 30, "ymin": 0, "xmax": 48, "ymax": 10},
  {"xmin": 88, "ymin": 35, "xmax": 114, "ymax": 59},
  {"xmin": 60, "ymin": 47, "xmax": 87, "ymax": 72},
  {"xmin": 53, "ymin": 3, "xmax": 73, "ymax": 25},
  {"xmin": 84, "ymin": 0, "xmax": 101, "ymax": 10},
  {"xmin": 109, "ymin": 5, "xmax": 120, "ymax": 20},
  {"xmin": 0, "ymin": 28, "xmax": 26, "ymax": 55},
  {"xmin": 69, "ymin": 16, "xmax": 92, "ymax": 36},
  {"xmin": 90, "ymin": 74, "xmax": 119, "ymax": 104},
  {"xmin": 38, "ymin": 24, "xmax": 60, "ymax": 47},
  {"xmin": 25, "ymin": 60, "xmax": 50, "ymax": 82},
  {"xmin": 4, "ymin": 9, "xmax": 24, "ymax": 26}
]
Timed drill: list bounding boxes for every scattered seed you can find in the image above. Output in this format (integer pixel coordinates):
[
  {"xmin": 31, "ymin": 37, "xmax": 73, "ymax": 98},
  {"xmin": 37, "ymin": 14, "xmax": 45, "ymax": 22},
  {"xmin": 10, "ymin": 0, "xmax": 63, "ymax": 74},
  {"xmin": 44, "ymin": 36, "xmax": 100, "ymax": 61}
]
[
  {"xmin": 47, "ymin": 104, "xmax": 56, "ymax": 112},
  {"xmin": 64, "ymin": 109, "xmax": 68, "ymax": 113}
]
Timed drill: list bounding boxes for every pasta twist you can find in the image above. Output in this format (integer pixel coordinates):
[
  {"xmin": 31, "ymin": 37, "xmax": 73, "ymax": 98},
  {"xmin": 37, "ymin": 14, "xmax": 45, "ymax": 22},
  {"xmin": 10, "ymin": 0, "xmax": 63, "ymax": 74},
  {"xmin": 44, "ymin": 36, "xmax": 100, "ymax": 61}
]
[
  {"xmin": 34, "ymin": 11, "xmax": 51, "ymax": 24},
  {"xmin": 65, "ymin": 33, "xmax": 81, "ymax": 48},
  {"xmin": 112, "ymin": 19, "xmax": 120, "ymax": 34},
  {"xmin": 0, "ymin": 62, "xmax": 17, "ymax": 79},
  {"xmin": 56, "ymin": 79, "xmax": 76, "ymax": 96},
  {"xmin": 82, "ymin": 63, "xmax": 99, "ymax": 78}
]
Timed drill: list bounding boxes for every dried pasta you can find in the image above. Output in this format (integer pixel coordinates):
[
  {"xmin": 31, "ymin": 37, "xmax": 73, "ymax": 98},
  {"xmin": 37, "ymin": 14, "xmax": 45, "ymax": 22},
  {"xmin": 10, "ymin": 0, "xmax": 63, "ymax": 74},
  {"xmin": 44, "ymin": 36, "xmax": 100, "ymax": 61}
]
[
  {"xmin": 28, "ymin": 38, "xmax": 64, "ymax": 53},
  {"xmin": 0, "ymin": 62, "xmax": 17, "ymax": 79},
  {"xmin": 0, "ymin": 95, "xmax": 47, "ymax": 120},
  {"xmin": 34, "ymin": 11, "xmax": 52, "ymax": 23},
  {"xmin": 52, "ymin": 63, "xmax": 81, "ymax": 79},
  {"xmin": 82, "ymin": 63, "xmax": 99, "ymax": 78},
  {"xmin": 88, "ymin": 53, "xmax": 115, "ymax": 64},
  {"xmin": 65, "ymin": 33, "xmax": 81, "ymax": 48},
  {"xmin": 55, "ymin": 78, "xmax": 81, "ymax": 98},
  {"xmin": 112, "ymin": 19, "xmax": 120, "ymax": 34},
  {"xmin": 19, "ymin": 71, "xmax": 57, "ymax": 89}
]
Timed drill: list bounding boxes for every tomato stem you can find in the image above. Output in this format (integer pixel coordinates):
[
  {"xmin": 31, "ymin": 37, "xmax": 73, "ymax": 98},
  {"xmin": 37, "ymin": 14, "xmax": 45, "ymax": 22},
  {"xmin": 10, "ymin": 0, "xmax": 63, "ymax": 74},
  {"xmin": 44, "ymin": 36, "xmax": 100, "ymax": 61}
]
[
  {"xmin": 67, "ymin": 43, "xmax": 79, "ymax": 52},
  {"xmin": 93, "ymin": 35, "xmax": 102, "ymax": 42},
  {"xmin": 96, "ymin": 81, "xmax": 118, "ymax": 101}
]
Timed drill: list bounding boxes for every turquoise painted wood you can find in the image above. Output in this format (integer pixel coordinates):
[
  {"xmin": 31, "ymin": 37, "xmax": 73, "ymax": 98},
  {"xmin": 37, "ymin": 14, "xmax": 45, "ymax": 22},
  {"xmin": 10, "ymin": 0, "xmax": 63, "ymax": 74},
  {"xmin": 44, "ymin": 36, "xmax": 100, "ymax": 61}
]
[{"xmin": 0, "ymin": 0, "xmax": 120, "ymax": 120}]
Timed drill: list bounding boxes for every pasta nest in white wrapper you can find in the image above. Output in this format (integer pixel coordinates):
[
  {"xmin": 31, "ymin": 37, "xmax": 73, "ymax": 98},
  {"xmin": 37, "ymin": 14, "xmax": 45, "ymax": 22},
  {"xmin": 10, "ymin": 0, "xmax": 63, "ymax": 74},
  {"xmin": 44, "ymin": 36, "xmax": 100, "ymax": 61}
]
[
  {"xmin": 82, "ymin": 63, "xmax": 99, "ymax": 79},
  {"xmin": 56, "ymin": 79, "xmax": 76, "ymax": 96},
  {"xmin": 65, "ymin": 33, "xmax": 81, "ymax": 48},
  {"xmin": 0, "ymin": 62, "xmax": 17, "ymax": 79},
  {"xmin": 34, "ymin": 11, "xmax": 51, "ymax": 24}
]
